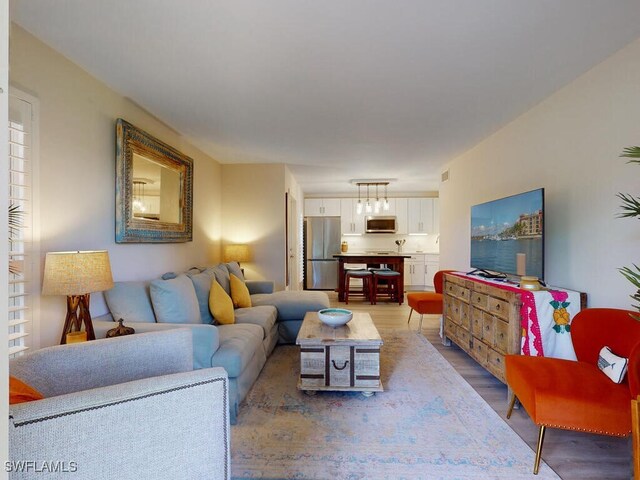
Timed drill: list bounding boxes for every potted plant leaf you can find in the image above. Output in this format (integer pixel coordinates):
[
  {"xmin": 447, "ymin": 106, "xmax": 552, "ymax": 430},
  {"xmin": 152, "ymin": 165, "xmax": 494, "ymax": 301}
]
[
  {"xmin": 8, "ymin": 203, "xmax": 23, "ymax": 275},
  {"xmin": 618, "ymin": 146, "xmax": 640, "ymax": 320}
]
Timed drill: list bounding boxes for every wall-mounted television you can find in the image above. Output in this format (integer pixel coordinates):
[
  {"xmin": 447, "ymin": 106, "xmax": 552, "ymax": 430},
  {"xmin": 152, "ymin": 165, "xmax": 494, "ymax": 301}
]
[{"xmin": 470, "ymin": 188, "xmax": 544, "ymax": 280}]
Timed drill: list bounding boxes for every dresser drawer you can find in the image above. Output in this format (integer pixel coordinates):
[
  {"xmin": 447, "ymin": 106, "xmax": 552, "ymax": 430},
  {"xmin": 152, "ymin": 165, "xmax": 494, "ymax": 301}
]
[
  {"xmin": 471, "ymin": 307, "xmax": 483, "ymax": 337},
  {"xmin": 471, "ymin": 291, "xmax": 488, "ymax": 309},
  {"xmin": 494, "ymin": 319, "xmax": 510, "ymax": 353},
  {"xmin": 471, "ymin": 338, "xmax": 489, "ymax": 364},
  {"xmin": 482, "ymin": 312, "xmax": 495, "ymax": 344},
  {"xmin": 445, "ymin": 281, "xmax": 470, "ymax": 302},
  {"xmin": 487, "ymin": 349, "xmax": 506, "ymax": 383},
  {"xmin": 488, "ymin": 297, "xmax": 509, "ymax": 320},
  {"xmin": 457, "ymin": 327, "xmax": 471, "ymax": 350},
  {"xmin": 449, "ymin": 298, "xmax": 469, "ymax": 329}
]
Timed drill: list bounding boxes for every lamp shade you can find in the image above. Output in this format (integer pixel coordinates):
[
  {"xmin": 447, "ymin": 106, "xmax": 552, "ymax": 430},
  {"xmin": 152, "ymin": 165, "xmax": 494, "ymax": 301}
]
[
  {"xmin": 223, "ymin": 244, "xmax": 251, "ymax": 263},
  {"xmin": 42, "ymin": 250, "xmax": 114, "ymax": 296}
]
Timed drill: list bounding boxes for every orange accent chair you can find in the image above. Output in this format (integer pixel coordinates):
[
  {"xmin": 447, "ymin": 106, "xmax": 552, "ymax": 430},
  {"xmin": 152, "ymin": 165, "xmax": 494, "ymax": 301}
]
[
  {"xmin": 406, "ymin": 270, "xmax": 455, "ymax": 331},
  {"xmin": 505, "ymin": 308, "xmax": 640, "ymax": 475}
]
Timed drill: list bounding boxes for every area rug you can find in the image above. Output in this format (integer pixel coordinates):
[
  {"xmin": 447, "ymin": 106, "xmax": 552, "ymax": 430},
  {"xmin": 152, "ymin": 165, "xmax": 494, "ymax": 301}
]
[{"xmin": 231, "ymin": 330, "xmax": 559, "ymax": 480}]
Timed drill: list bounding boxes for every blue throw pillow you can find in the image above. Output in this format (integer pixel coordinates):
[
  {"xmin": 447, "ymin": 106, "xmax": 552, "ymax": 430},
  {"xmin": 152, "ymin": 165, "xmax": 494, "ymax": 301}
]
[
  {"xmin": 150, "ymin": 274, "xmax": 201, "ymax": 324},
  {"xmin": 104, "ymin": 281, "xmax": 156, "ymax": 323},
  {"xmin": 186, "ymin": 270, "xmax": 216, "ymax": 324}
]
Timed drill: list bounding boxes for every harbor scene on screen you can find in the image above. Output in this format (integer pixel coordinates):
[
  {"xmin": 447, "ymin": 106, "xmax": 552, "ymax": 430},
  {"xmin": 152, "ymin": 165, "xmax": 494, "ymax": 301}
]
[{"xmin": 471, "ymin": 189, "xmax": 544, "ymax": 279}]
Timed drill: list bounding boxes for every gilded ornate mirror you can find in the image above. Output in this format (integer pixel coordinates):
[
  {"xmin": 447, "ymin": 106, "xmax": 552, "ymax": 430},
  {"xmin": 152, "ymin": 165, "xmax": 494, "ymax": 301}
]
[{"xmin": 116, "ymin": 119, "xmax": 193, "ymax": 243}]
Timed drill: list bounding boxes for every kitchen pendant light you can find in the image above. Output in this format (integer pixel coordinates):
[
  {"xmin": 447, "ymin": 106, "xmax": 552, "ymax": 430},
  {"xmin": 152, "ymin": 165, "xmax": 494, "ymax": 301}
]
[{"xmin": 349, "ymin": 180, "xmax": 394, "ymax": 215}]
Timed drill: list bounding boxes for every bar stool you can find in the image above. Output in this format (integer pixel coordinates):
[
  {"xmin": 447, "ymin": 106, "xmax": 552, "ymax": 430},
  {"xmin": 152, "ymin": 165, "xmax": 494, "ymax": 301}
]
[
  {"xmin": 344, "ymin": 269, "xmax": 373, "ymax": 304},
  {"xmin": 371, "ymin": 269, "xmax": 402, "ymax": 305}
]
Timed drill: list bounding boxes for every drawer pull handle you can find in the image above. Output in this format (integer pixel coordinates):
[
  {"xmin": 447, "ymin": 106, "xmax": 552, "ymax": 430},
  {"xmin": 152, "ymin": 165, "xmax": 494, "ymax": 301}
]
[
  {"xmin": 332, "ymin": 360, "xmax": 349, "ymax": 371},
  {"xmin": 495, "ymin": 304, "xmax": 501, "ymax": 310}
]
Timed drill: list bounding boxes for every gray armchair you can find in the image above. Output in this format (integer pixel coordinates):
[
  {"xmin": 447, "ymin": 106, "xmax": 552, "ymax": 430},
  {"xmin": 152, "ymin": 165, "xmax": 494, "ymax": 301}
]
[{"xmin": 9, "ymin": 329, "xmax": 230, "ymax": 480}]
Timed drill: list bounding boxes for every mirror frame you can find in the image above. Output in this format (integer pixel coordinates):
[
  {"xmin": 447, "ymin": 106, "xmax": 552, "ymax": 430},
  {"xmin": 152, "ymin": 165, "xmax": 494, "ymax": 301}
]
[{"xmin": 115, "ymin": 119, "xmax": 193, "ymax": 243}]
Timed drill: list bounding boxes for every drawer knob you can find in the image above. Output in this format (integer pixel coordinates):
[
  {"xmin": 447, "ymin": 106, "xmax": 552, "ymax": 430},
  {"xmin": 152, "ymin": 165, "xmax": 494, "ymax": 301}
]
[
  {"xmin": 331, "ymin": 360, "xmax": 349, "ymax": 371},
  {"xmin": 496, "ymin": 304, "xmax": 501, "ymax": 310}
]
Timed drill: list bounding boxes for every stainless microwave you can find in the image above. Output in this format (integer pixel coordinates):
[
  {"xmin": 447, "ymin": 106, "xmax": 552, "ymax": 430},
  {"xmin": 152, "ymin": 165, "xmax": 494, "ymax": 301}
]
[{"xmin": 365, "ymin": 216, "xmax": 397, "ymax": 233}]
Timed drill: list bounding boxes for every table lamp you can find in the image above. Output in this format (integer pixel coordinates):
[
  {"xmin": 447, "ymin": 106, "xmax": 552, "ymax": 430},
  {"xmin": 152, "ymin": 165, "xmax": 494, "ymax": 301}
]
[
  {"xmin": 42, "ymin": 250, "xmax": 114, "ymax": 344},
  {"xmin": 223, "ymin": 244, "xmax": 252, "ymax": 266}
]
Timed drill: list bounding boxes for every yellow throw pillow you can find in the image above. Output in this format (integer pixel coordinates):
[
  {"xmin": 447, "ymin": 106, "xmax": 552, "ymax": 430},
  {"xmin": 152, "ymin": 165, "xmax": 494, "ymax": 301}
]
[
  {"xmin": 209, "ymin": 280, "xmax": 235, "ymax": 325},
  {"xmin": 230, "ymin": 273, "xmax": 252, "ymax": 308}
]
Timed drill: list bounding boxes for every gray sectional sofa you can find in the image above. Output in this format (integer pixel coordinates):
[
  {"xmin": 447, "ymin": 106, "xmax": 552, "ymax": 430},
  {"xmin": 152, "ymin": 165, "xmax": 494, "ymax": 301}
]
[
  {"xmin": 10, "ymin": 330, "xmax": 230, "ymax": 480},
  {"xmin": 93, "ymin": 262, "xmax": 329, "ymax": 423}
]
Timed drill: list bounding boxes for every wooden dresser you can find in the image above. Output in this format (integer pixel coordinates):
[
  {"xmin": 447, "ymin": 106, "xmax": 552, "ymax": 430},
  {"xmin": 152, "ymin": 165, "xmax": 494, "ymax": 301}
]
[{"xmin": 442, "ymin": 273, "xmax": 522, "ymax": 383}]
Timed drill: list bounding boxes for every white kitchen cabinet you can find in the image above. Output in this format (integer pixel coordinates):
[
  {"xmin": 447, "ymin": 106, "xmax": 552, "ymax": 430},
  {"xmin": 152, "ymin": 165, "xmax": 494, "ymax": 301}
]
[
  {"xmin": 392, "ymin": 198, "xmax": 408, "ymax": 234},
  {"xmin": 424, "ymin": 254, "xmax": 440, "ymax": 288},
  {"xmin": 404, "ymin": 254, "xmax": 426, "ymax": 287},
  {"xmin": 340, "ymin": 199, "xmax": 365, "ymax": 234},
  {"xmin": 304, "ymin": 198, "xmax": 341, "ymax": 216},
  {"xmin": 407, "ymin": 198, "xmax": 435, "ymax": 234},
  {"xmin": 432, "ymin": 198, "xmax": 440, "ymax": 235}
]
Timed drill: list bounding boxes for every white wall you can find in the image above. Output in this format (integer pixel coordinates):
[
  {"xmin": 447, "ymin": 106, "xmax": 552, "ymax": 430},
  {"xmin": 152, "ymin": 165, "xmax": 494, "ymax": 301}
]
[
  {"xmin": 9, "ymin": 25, "xmax": 223, "ymax": 347},
  {"xmin": 440, "ymin": 37, "xmax": 640, "ymax": 310},
  {"xmin": 221, "ymin": 163, "xmax": 287, "ymax": 289}
]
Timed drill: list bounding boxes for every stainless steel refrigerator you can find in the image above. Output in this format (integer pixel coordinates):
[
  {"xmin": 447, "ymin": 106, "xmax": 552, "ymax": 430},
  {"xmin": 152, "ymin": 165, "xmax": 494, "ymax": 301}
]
[{"xmin": 305, "ymin": 216, "xmax": 341, "ymax": 290}]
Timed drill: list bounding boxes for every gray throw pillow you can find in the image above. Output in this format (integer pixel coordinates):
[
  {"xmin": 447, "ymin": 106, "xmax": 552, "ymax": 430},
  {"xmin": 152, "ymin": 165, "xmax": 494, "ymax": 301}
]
[
  {"xmin": 205, "ymin": 264, "xmax": 231, "ymax": 296},
  {"xmin": 226, "ymin": 261, "xmax": 245, "ymax": 282}
]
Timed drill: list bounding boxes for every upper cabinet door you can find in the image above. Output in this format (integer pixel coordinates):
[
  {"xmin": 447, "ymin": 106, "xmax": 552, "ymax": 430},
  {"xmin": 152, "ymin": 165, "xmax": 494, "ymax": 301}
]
[
  {"xmin": 340, "ymin": 198, "xmax": 365, "ymax": 234},
  {"xmin": 393, "ymin": 198, "xmax": 408, "ymax": 235},
  {"xmin": 407, "ymin": 198, "xmax": 434, "ymax": 234},
  {"xmin": 305, "ymin": 198, "xmax": 341, "ymax": 216},
  {"xmin": 322, "ymin": 198, "xmax": 341, "ymax": 216},
  {"xmin": 432, "ymin": 198, "xmax": 440, "ymax": 235}
]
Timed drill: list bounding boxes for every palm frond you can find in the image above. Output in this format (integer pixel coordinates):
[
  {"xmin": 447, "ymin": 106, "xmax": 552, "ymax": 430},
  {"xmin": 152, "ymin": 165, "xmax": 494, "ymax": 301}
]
[
  {"xmin": 616, "ymin": 193, "xmax": 640, "ymax": 218},
  {"xmin": 8, "ymin": 204, "xmax": 23, "ymax": 240},
  {"xmin": 620, "ymin": 265, "xmax": 640, "ymax": 289},
  {"xmin": 620, "ymin": 146, "xmax": 640, "ymax": 164}
]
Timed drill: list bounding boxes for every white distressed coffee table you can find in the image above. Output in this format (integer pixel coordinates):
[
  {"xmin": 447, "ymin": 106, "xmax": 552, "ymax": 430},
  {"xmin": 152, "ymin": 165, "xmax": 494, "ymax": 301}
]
[{"xmin": 296, "ymin": 311, "xmax": 383, "ymax": 396}]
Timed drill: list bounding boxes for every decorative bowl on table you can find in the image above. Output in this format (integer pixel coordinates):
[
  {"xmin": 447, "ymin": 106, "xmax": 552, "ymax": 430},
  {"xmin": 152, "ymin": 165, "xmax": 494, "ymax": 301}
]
[{"xmin": 317, "ymin": 308, "xmax": 353, "ymax": 327}]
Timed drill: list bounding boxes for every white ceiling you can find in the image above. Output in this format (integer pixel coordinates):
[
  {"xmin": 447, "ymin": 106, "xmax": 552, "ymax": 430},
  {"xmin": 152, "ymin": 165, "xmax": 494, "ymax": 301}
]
[{"xmin": 10, "ymin": 1, "xmax": 640, "ymax": 194}]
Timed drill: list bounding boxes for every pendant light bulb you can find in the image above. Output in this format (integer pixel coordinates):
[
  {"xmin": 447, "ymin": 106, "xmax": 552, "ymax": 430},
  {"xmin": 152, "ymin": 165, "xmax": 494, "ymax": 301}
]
[
  {"xmin": 365, "ymin": 184, "xmax": 372, "ymax": 213},
  {"xmin": 383, "ymin": 184, "xmax": 390, "ymax": 211}
]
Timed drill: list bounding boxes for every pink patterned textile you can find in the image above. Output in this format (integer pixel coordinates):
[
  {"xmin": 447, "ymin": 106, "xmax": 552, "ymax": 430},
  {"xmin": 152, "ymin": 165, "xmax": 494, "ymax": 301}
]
[{"xmin": 449, "ymin": 273, "xmax": 581, "ymax": 359}]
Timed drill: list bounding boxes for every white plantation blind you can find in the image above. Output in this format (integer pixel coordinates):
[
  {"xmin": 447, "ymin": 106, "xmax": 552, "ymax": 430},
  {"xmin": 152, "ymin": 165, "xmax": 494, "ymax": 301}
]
[{"xmin": 8, "ymin": 93, "xmax": 35, "ymax": 357}]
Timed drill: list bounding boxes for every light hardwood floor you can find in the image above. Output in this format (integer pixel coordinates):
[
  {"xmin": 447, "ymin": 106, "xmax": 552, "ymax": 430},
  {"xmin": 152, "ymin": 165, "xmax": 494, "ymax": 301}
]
[{"xmin": 329, "ymin": 291, "xmax": 633, "ymax": 480}]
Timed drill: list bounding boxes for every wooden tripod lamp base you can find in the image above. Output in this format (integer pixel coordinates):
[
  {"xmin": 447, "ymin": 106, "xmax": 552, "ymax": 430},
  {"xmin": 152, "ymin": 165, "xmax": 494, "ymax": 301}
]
[
  {"xmin": 41, "ymin": 250, "xmax": 114, "ymax": 346},
  {"xmin": 60, "ymin": 294, "xmax": 96, "ymax": 345}
]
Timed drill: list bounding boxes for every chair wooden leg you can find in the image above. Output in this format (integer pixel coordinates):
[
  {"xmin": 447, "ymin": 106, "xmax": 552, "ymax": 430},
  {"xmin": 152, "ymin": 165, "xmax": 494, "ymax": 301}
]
[
  {"xmin": 533, "ymin": 425, "xmax": 546, "ymax": 475},
  {"xmin": 345, "ymin": 276, "xmax": 350, "ymax": 305},
  {"xmin": 407, "ymin": 308, "xmax": 414, "ymax": 324},
  {"xmin": 506, "ymin": 393, "xmax": 517, "ymax": 419}
]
